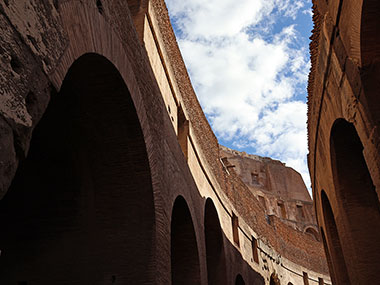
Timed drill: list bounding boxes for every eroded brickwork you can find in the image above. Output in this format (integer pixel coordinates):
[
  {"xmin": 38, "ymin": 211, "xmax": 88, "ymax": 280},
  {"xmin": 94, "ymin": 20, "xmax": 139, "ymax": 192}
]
[{"xmin": 220, "ymin": 146, "xmax": 318, "ymax": 236}]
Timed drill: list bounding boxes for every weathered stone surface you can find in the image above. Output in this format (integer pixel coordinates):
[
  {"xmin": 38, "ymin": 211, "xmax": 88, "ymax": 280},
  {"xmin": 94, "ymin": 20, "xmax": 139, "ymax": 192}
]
[
  {"xmin": 0, "ymin": 0, "xmax": 330, "ymax": 284},
  {"xmin": 308, "ymin": 0, "xmax": 380, "ymax": 283},
  {"xmin": 220, "ymin": 146, "xmax": 318, "ymax": 234}
]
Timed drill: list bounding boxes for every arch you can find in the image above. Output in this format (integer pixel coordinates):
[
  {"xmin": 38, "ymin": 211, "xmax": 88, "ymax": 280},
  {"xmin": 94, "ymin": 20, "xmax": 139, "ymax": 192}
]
[
  {"xmin": 235, "ymin": 274, "xmax": 245, "ymax": 285},
  {"xmin": 330, "ymin": 119, "xmax": 380, "ymax": 282},
  {"xmin": 171, "ymin": 196, "xmax": 200, "ymax": 285},
  {"xmin": 0, "ymin": 54, "xmax": 155, "ymax": 283},
  {"xmin": 321, "ymin": 191, "xmax": 349, "ymax": 284},
  {"xmin": 204, "ymin": 198, "xmax": 226, "ymax": 285},
  {"xmin": 304, "ymin": 227, "xmax": 320, "ymax": 241},
  {"xmin": 270, "ymin": 272, "xmax": 280, "ymax": 285}
]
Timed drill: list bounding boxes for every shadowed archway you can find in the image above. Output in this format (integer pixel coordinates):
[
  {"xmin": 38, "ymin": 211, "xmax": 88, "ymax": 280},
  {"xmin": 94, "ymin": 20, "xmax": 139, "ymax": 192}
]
[
  {"xmin": 330, "ymin": 119, "xmax": 380, "ymax": 282},
  {"xmin": 305, "ymin": 227, "xmax": 320, "ymax": 241},
  {"xmin": 204, "ymin": 198, "xmax": 226, "ymax": 285},
  {"xmin": 235, "ymin": 274, "xmax": 245, "ymax": 285},
  {"xmin": 321, "ymin": 191, "xmax": 349, "ymax": 284},
  {"xmin": 171, "ymin": 196, "xmax": 200, "ymax": 285},
  {"xmin": 0, "ymin": 53, "xmax": 155, "ymax": 284}
]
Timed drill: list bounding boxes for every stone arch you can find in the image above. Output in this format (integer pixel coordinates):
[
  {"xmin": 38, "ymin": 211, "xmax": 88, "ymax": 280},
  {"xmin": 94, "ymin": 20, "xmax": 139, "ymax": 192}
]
[
  {"xmin": 360, "ymin": 0, "xmax": 380, "ymax": 127},
  {"xmin": 321, "ymin": 191, "xmax": 349, "ymax": 284},
  {"xmin": 0, "ymin": 53, "xmax": 155, "ymax": 283},
  {"xmin": 330, "ymin": 118, "xmax": 380, "ymax": 282},
  {"xmin": 235, "ymin": 274, "xmax": 245, "ymax": 285},
  {"xmin": 171, "ymin": 196, "xmax": 201, "ymax": 285},
  {"xmin": 204, "ymin": 198, "xmax": 226, "ymax": 285},
  {"xmin": 270, "ymin": 272, "xmax": 280, "ymax": 285},
  {"xmin": 304, "ymin": 226, "xmax": 320, "ymax": 241}
]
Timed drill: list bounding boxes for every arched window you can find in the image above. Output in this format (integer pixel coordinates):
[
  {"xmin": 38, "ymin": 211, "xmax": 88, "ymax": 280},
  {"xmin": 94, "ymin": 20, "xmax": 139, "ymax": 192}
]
[
  {"xmin": 0, "ymin": 54, "xmax": 155, "ymax": 283},
  {"xmin": 304, "ymin": 227, "xmax": 320, "ymax": 241},
  {"xmin": 204, "ymin": 199, "xmax": 226, "ymax": 285},
  {"xmin": 330, "ymin": 119, "xmax": 380, "ymax": 282},
  {"xmin": 270, "ymin": 272, "xmax": 280, "ymax": 285},
  {"xmin": 235, "ymin": 274, "xmax": 245, "ymax": 285},
  {"xmin": 171, "ymin": 196, "xmax": 200, "ymax": 285}
]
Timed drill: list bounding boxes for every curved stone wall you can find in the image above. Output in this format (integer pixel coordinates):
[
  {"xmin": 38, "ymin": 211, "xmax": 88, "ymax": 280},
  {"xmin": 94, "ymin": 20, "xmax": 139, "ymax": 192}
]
[{"xmin": 0, "ymin": 0, "xmax": 330, "ymax": 284}]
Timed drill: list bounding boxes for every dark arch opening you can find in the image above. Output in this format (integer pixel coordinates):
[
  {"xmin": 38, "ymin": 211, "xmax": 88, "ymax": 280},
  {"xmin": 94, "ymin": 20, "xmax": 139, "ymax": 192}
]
[
  {"xmin": 0, "ymin": 53, "xmax": 155, "ymax": 284},
  {"xmin": 204, "ymin": 198, "xmax": 226, "ymax": 285},
  {"xmin": 320, "ymin": 228, "xmax": 336, "ymax": 285},
  {"xmin": 361, "ymin": 0, "xmax": 380, "ymax": 125},
  {"xmin": 305, "ymin": 227, "xmax": 320, "ymax": 241},
  {"xmin": 270, "ymin": 272, "xmax": 280, "ymax": 285},
  {"xmin": 330, "ymin": 119, "xmax": 380, "ymax": 281},
  {"xmin": 321, "ymin": 191, "xmax": 350, "ymax": 284},
  {"xmin": 235, "ymin": 274, "xmax": 245, "ymax": 285},
  {"xmin": 171, "ymin": 196, "xmax": 200, "ymax": 285}
]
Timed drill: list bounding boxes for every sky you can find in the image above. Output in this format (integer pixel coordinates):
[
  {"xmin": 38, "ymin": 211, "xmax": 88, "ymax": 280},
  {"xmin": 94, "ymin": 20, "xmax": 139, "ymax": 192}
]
[{"xmin": 165, "ymin": 0, "xmax": 314, "ymax": 193}]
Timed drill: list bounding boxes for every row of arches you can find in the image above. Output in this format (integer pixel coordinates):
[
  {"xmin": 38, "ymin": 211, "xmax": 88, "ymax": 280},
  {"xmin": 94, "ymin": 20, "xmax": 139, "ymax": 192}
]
[
  {"xmin": 171, "ymin": 196, "xmax": 243, "ymax": 285},
  {"xmin": 320, "ymin": 119, "xmax": 380, "ymax": 284},
  {"xmin": 0, "ymin": 53, "xmax": 251, "ymax": 284},
  {"xmin": 311, "ymin": 1, "xmax": 380, "ymax": 284}
]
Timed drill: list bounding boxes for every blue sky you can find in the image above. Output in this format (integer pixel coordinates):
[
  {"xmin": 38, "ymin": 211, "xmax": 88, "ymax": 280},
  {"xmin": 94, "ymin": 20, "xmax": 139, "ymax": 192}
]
[{"xmin": 165, "ymin": 0, "xmax": 314, "ymax": 192}]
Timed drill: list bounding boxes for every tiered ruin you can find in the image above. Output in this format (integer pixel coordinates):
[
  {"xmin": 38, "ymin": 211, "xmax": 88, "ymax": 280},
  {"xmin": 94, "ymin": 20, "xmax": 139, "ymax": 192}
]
[{"xmin": 221, "ymin": 146, "xmax": 319, "ymax": 240}]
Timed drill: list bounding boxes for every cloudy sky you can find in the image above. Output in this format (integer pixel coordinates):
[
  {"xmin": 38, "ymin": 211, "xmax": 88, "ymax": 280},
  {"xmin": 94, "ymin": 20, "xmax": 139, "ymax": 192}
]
[{"xmin": 165, "ymin": 0, "xmax": 313, "ymax": 192}]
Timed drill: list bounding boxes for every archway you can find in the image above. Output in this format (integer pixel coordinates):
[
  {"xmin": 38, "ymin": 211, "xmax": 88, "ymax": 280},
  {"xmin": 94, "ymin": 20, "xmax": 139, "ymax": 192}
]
[
  {"xmin": 270, "ymin": 272, "xmax": 280, "ymax": 285},
  {"xmin": 204, "ymin": 198, "xmax": 226, "ymax": 285},
  {"xmin": 235, "ymin": 274, "xmax": 245, "ymax": 285},
  {"xmin": 171, "ymin": 196, "xmax": 200, "ymax": 285},
  {"xmin": 304, "ymin": 227, "xmax": 320, "ymax": 241},
  {"xmin": 330, "ymin": 119, "xmax": 380, "ymax": 282},
  {"xmin": 0, "ymin": 53, "xmax": 155, "ymax": 283},
  {"xmin": 321, "ymin": 191, "xmax": 349, "ymax": 284}
]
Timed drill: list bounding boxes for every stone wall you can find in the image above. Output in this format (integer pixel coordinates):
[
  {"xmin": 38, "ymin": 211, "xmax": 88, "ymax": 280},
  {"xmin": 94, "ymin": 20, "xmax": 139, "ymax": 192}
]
[
  {"xmin": 308, "ymin": 0, "xmax": 380, "ymax": 283},
  {"xmin": 0, "ymin": 0, "xmax": 330, "ymax": 284},
  {"xmin": 220, "ymin": 146, "xmax": 317, "ymax": 235}
]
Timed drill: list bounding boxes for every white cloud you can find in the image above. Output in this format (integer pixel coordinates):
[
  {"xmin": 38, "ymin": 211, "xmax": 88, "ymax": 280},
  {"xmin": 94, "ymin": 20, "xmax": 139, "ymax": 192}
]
[{"xmin": 166, "ymin": 0, "xmax": 312, "ymax": 192}]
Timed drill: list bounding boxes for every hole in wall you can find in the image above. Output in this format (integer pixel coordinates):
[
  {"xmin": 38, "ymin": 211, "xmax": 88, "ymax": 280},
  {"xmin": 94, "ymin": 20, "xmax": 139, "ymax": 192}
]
[
  {"xmin": 53, "ymin": 0, "xmax": 59, "ymax": 10},
  {"xmin": 96, "ymin": 0, "xmax": 103, "ymax": 14},
  {"xmin": 10, "ymin": 55, "xmax": 22, "ymax": 74}
]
